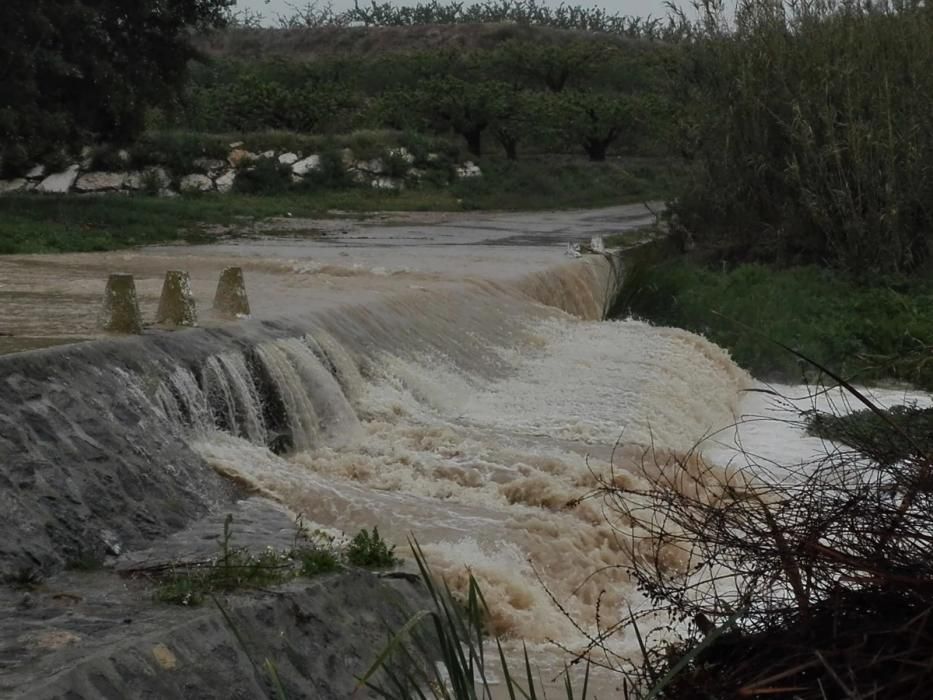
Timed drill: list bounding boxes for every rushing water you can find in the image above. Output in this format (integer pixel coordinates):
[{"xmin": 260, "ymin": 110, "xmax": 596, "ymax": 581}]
[
  {"xmin": 109, "ymin": 256, "xmax": 753, "ymax": 683},
  {"xmin": 5, "ymin": 226, "xmax": 928, "ymax": 692}
]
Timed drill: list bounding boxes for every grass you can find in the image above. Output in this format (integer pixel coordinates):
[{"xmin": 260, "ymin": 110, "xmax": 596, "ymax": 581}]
[
  {"xmin": 147, "ymin": 516, "xmax": 399, "ymax": 606},
  {"xmin": 616, "ymin": 249, "xmax": 933, "ymax": 389},
  {"xmin": 0, "ymin": 191, "xmax": 458, "ymax": 254},
  {"xmin": 451, "ymin": 156, "xmax": 680, "ymax": 211}
]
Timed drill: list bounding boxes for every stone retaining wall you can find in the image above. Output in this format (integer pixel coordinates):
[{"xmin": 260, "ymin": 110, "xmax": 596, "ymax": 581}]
[{"xmin": 0, "ymin": 144, "xmax": 482, "ymax": 196}]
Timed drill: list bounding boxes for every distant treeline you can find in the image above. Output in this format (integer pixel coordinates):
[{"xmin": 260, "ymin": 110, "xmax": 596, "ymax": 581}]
[
  {"xmin": 170, "ymin": 39, "xmax": 675, "ymax": 161},
  {"xmin": 231, "ymin": 0, "xmax": 686, "ymax": 40}
]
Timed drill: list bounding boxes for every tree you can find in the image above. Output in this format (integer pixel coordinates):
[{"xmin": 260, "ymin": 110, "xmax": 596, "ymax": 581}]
[
  {"xmin": 0, "ymin": 0, "xmax": 233, "ymax": 175},
  {"xmin": 488, "ymin": 89, "xmax": 550, "ymax": 160},
  {"xmin": 413, "ymin": 77, "xmax": 506, "ymax": 156},
  {"xmin": 493, "ymin": 39, "xmax": 618, "ymax": 92},
  {"xmin": 550, "ymin": 91, "xmax": 647, "ymax": 161}
]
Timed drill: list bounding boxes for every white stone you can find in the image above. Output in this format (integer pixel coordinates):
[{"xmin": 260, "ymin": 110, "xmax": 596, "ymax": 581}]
[
  {"xmin": 79, "ymin": 146, "xmax": 94, "ymax": 169},
  {"xmin": 406, "ymin": 167, "xmax": 426, "ymax": 180},
  {"xmin": 278, "ymin": 152, "xmax": 299, "ymax": 166},
  {"xmin": 117, "ymin": 149, "xmax": 130, "ymax": 163},
  {"xmin": 291, "ymin": 155, "xmax": 321, "ymax": 176},
  {"xmin": 36, "ymin": 165, "xmax": 80, "ymax": 193},
  {"xmin": 179, "ymin": 174, "xmax": 213, "ymax": 193},
  {"xmin": 590, "ymin": 235, "xmax": 606, "ymax": 253},
  {"xmin": 0, "ymin": 179, "xmax": 27, "ymax": 194},
  {"xmin": 340, "ymin": 148, "xmax": 355, "ymax": 166},
  {"xmin": 228, "ymin": 141, "xmax": 244, "ymax": 149},
  {"xmin": 158, "ymin": 188, "xmax": 179, "ymax": 198},
  {"xmin": 75, "ymin": 172, "xmax": 127, "ymax": 192},
  {"xmin": 26, "ymin": 164, "xmax": 46, "ymax": 179},
  {"xmin": 260, "ymin": 150, "xmax": 276, "ymax": 159},
  {"xmin": 228, "ymin": 149, "xmax": 257, "ymax": 167},
  {"xmin": 193, "ymin": 158, "xmax": 226, "ymax": 177},
  {"xmin": 456, "ymin": 161, "xmax": 482, "ymax": 179},
  {"xmin": 388, "ymin": 147, "xmax": 415, "ymax": 164},
  {"xmin": 124, "ymin": 172, "xmax": 143, "ymax": 190},
  {"xmin": 371, "ymin": 177, "xmax": 402, "ymax": 190},
  {"xmin": 426, "ymin": 153, "xmax": 440, "ymax": 162},
  {"xmin": 215, "ymin": 170, "xmax": 237, "ymax": 193},
  {"xmin": 355, "ymin": 158, "xmax": 386, "ymax": 174}
]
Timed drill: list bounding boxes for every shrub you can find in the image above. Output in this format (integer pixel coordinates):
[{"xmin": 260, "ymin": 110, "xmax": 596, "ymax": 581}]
[
  {"xmin": 346, "ymin": 527, "xmax": 398, "ymax": 568},
  {"xmin": 232, "ymin": 158, "xmax": 293, "ymax": 194}
]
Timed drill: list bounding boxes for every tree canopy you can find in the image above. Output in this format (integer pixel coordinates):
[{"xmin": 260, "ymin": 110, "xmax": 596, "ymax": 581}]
[{"xmin": 0, "ymin": 0, "xmax": 232, "ymax": 175}]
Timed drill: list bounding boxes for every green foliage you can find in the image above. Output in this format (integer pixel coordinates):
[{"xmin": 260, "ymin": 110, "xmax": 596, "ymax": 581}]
[
  {"xmin": 346, "ymin": 527, "xmax": 399, "ymax": 569},
  {"xmin": 152, "ymin": 518, "xmax": 402, "ymax": 605},
  {"xmin": 617, "ymin": 254, "xmax": 933, "ymax": 389},
  {"xmin": 0, "ymin": 0, "xmax": 233, "ymax": 164},
  {"xmin": 186, "ymin": 70, "xmax": 358, "ymax": 133},
  {"xmin": 297, "ymin": 546, "xmax": 341, "ymax": 577},
  {"xmin": 128, "ymin": 131, "xmax": 229, "ymax": 173},
  {"xmin": 452, "ymin": 156, "xmax": 675, "ymax": 210},
  {"xmin": 233, "ymin": 158, "xmax": 294, "ymax": 194},
  {"xmin": 806, "ymin": 404, "xmax": 933, "ymax": 466},
  {"xmin": 669, "ymin": 0, "xmax": 933, "ymax": 276}
]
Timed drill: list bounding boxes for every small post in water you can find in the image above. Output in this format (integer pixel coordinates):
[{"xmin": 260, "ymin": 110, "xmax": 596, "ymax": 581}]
[
  {"xmin": 213, "ymin": 266, "xmax": 251, "ymax": 319},
  {"xmin": 590, "ymin": 235, "xmax": 606, "ymax": 254},
  {"xmin": 156, "ymin": 270, "xmax": 197, "ymax": 327},
  {"xmin": 99, "ymin": 273, "xmax": 143, "ymax": 334}
]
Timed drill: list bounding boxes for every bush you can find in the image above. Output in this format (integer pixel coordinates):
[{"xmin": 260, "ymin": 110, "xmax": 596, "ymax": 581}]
[
  {"xmin": 616, "ymin": 254, "xmax": 933, "ymax": 389},
  {"xmin": 128, "ymin": 131, "xmax": 229, "ymax": 172},
  {"xmin": 232, "ymin": 158, "xmax": 293, "ymax": 194},
  {"xmin": 346, "ymin": 527, "xmax": 398, "ymax": 568}
]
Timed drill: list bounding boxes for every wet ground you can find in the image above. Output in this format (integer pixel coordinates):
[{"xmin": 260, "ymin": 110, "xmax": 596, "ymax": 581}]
[{"xmin": 0, "ymin": 204, "xmax": 656, "ymax": 351}]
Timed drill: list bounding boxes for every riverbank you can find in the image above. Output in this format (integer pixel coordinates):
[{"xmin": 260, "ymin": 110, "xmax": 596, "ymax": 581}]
[
  {"xmin": 0, "ymin": 156, "xmax": 676, "ymax": 255},
  {"xmin": 614, "ymin": 244, "xmax": 933, "ymax": 391}
]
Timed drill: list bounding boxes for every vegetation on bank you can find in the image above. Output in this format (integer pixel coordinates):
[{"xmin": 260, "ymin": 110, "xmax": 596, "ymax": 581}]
[
  {"xmin": 0, "ymin": 156, "xmax": 674, "ymax": 254},
  {"xmin": 615, "ymin": 247, "xmax": 933, "ymax": 390},
  {"xmin": 806, "ymin": 404, "xmax": 933, "ymax": 466},
  {"xmin": 138, "ymin": 516, "xmax": 398, "ymax": 606}
]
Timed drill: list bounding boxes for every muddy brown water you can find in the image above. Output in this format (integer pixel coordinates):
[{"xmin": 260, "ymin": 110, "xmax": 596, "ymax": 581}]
[{"xmin": 2, "ymin": 204, "xmax": 926, "ymax": 696}]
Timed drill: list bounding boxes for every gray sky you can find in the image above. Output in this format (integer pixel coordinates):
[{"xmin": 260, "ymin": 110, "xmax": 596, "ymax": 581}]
[{"xmin": 235, "ymin": 0, "xmax": 677, "ymax": 25}]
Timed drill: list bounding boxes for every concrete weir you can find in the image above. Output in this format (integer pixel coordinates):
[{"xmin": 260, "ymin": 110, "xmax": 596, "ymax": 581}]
[
  {"xmin": 98, "ymin": 273, "xmax": 143, "ymax": 333},
  {"xmin": 0, "ymin": 206, "xmax": 656, "ymax": 698},
  {"xmin": 156, "ymin": 270, "xmax": 198, "ymax": 327}
]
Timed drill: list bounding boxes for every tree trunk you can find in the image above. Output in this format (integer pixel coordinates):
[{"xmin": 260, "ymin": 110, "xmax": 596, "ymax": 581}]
[
  {"xmin": 463, "ymin": 128, "xmax": 483, "ymax": 157},
  {"xmin": 497, "ymin": 133, "xmax": 518, "ymax": 160},
  {"xmin": 584, "ymin": 138, "xmax": 609, "ymax": 161}
]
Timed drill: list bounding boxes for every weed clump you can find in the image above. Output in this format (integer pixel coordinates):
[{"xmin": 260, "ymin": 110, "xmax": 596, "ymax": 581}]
[
  {"xmin": 346, "ymin": 527, "xmax": 399, "ymax": 569},
  {"xmin": 126, "ymin": 516, "xmax": 400, "ymax": 606}
]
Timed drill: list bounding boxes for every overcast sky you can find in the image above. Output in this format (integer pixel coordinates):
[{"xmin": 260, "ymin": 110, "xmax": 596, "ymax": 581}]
[{"xmin": 235, "ymin": 0, "xmax": 678, "ymax": 25}]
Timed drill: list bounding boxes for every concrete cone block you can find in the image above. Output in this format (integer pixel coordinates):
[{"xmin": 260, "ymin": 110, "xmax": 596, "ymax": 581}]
[
  {"xmin": 213, "ymin": 266, "xmax": 251, "ymax": 318},
  {"xmin": 156, "ymin": 270, "xmax": 198, "ymax": 327},
  {"xmin": 99, "ymin": 273, "xmax": 143, "ymax": 334}
]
